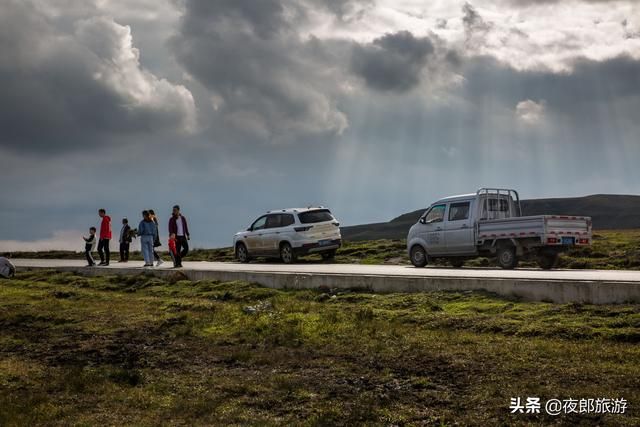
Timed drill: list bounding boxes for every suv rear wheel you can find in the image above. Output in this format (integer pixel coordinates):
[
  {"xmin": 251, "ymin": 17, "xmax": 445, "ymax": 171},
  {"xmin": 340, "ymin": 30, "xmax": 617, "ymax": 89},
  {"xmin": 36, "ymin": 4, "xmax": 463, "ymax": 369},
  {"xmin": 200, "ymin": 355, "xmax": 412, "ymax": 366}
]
[
  {"xmin": 280, "ymin": 242, "xmax": 297, "ymax": 264},
  {"xmin": 410, "ymin": 245, "xmax": 428, "ymax": 267},
  {"xmin": 496, "ymin": 246, "xmax": 518, "ymax": 269}
]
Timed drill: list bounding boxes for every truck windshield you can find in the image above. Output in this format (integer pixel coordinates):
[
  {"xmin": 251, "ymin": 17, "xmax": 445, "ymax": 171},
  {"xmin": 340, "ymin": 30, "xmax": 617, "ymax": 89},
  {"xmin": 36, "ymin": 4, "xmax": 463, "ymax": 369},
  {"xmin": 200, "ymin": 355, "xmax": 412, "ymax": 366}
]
[{"xmin": 424, "ymin": 205, "xmax": 445, "ymax": 223}]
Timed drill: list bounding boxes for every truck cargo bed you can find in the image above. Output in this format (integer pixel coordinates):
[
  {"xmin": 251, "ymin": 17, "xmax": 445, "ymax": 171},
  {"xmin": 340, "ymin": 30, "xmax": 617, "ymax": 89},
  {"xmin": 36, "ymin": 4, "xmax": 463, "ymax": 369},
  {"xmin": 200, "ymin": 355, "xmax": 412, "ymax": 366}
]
[{"xmin": 478, "ymin": 215, "xmax": 591, "ymax": 243}]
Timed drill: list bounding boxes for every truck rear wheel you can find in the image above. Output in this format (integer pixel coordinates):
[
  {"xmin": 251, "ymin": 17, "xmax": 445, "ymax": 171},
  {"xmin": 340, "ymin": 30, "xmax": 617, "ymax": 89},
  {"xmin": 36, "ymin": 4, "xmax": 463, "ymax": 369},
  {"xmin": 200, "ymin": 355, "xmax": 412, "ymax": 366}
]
[
  {"xmin": 537, "ymin": 252, "xmax": 558, "ymax": 270},
  {"xmin": 497, "ymin": 246, "xmax": 518, "ymax": 269},
  {"xmin": 410, "ymin": 245, "xmax": 428, "ymax": 268}
]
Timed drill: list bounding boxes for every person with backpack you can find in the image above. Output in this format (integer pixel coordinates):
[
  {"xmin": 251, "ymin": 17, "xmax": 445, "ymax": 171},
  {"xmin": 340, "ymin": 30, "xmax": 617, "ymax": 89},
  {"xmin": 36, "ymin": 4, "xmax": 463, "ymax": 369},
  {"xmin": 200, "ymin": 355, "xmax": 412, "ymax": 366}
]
[
  {"xmin": 97, "ymin": 208, "xmax": 112, "ymax": 266},
  {"xmin": 138, "ymin": 210, "xmax": 157, "ymax": 268}
]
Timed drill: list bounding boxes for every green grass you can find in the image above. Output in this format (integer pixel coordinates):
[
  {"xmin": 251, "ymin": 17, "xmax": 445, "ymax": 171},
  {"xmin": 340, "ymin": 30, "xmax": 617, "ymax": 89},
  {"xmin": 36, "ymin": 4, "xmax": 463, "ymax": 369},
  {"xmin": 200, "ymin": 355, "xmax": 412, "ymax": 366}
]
[
  {"xmin": 0, "ymin": 271, "xmax": 638, "ymax": 425},
  {"xmin": 10, "ymin": 229, "xmax": 640, "ymax": 269}
]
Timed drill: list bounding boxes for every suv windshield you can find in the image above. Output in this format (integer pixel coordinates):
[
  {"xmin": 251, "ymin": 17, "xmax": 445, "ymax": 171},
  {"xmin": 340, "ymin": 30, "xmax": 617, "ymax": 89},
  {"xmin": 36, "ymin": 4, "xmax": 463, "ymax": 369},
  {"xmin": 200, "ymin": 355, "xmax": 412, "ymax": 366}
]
[{"xmin": 298, "ymin": 209, "xmax": 333, "ymax": 224}]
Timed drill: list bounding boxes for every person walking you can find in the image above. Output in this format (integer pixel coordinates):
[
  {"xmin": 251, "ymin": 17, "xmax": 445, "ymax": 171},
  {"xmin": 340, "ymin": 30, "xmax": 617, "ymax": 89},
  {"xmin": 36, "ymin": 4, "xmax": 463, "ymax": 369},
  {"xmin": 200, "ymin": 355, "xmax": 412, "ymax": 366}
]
[
  {"xmin": 119, "ymin": 218, "xmax": 132, "ymax": 262},
  {"xmin": 97, "ymin": 208, "xmax": 112, "ymax": 266},
  {"xmin": 168, "ymin": 205, "xmax": 190, "ymax": 268},
  {"xmin": 138, "ymin": 210, "xmax": 157, "ymax": 267},
  {"xmin": 149, "ymin": 209, "xmax": 164, "ymax": 267},
  {"xmin": 83, "ymin": 227, "xmax": 97, "ymax": 267}
]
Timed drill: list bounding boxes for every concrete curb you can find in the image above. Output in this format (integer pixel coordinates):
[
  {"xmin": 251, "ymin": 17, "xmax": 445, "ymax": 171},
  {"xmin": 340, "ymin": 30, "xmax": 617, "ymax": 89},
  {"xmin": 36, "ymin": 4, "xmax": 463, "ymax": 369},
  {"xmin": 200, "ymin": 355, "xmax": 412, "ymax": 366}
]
[{"xmin": 20, "ymin": 265, "xmax": 640, "ymax": 305}]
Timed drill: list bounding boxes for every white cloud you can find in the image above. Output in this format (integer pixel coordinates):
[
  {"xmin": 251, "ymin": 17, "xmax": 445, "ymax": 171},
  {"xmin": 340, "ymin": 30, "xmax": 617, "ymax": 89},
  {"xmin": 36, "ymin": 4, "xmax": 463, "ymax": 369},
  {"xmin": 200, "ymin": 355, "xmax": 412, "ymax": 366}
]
[
  {"xmin": 516, "ymin": 99, "xmax": 546, "ymax": 124},
  {"xmin": 76, "ymin": 16, "xmax": 197, "ymax": 133},
  {"xmin": 307, "ymin": 1, "xmax": 640, "ymax": 73}
]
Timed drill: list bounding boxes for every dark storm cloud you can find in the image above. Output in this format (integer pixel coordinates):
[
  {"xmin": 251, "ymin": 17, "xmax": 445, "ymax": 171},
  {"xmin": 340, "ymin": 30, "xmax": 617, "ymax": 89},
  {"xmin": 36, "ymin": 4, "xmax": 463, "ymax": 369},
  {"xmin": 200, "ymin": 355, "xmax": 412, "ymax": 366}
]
[
  {"xmin": 170, "ymin": 0, "xmax": 349, "ymax": 141},
  {"xmin": 177, "ymin": 0, "xmax": 293, "ymax": 39},
  {"xmin": 318, "ymin": 0, "xmax": 374, "ymax": 21},
  {"xmin": 350, "ymin": 31, "xmax": 436, "ymax": 92},
  {"xmin": 0, "ymin": 0, "xmax": 195, "ymax": 153}
]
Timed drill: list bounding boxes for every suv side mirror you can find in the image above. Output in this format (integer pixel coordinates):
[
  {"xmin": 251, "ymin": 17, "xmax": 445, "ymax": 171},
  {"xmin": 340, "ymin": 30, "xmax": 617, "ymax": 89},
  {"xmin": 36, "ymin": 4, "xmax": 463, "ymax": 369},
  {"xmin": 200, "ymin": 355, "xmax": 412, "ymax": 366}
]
[{"xmin": 419, "ymin": 217, "xmax": 426, "ymax": 224}]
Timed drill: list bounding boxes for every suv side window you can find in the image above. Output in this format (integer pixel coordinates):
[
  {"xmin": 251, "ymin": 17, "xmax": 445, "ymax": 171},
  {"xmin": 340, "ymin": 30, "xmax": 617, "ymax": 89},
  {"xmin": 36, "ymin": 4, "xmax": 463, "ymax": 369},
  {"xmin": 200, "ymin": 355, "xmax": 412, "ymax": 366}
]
[
  {"xmin": 424, "ymin": 204, "xmax": 446, "ymax": 223},
  {"xmin": 265, "ymin": 214, "xmax": 282, "ymax": 229},
  {"xmin": 448, "ymin": 202, "xmax": 470, "ymax": 221},
  {"xmin": 281, "ymin": 214, "xmax": 295, "ymax": 227},
  {"xmin": 251, "ymin": 216, "xmax": 267, "ymax": 231}
]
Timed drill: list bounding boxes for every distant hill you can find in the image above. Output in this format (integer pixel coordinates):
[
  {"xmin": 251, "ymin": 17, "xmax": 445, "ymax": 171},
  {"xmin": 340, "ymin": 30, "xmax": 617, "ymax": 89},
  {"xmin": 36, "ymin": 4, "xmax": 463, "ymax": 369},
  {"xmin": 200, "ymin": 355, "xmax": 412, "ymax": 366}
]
[{"xmin": 341, "ymin": 194, "xmax": 640, "ymax": 241}]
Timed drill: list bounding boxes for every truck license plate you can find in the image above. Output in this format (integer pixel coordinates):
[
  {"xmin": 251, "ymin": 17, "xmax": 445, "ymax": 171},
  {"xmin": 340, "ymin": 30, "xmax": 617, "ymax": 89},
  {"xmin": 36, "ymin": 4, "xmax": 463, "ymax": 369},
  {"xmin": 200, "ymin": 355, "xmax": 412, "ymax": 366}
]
[
  {"xmin": 561, "ymin": 236, "xmax": 575, "ymax": 245},
  {"xmin": 318, "ymin": 240, "xmax": 332, "ymax": 246}
]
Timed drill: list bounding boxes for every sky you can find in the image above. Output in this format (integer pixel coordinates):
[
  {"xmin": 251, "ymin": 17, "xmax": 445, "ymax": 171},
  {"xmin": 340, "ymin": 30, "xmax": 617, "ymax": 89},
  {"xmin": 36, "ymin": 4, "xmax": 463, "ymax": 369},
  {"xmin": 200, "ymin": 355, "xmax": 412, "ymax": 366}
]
[{"xmin": 1, "ymin": 0, "xmax": 639, "ymax": 251}]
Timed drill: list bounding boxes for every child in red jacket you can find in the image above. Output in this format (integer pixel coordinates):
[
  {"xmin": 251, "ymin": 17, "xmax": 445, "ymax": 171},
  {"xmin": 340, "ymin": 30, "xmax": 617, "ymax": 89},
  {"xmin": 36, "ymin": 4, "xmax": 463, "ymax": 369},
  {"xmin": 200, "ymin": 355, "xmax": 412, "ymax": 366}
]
[{"xmin": 168, "ymin": 233, "xmax": 178, "ymax": 268}]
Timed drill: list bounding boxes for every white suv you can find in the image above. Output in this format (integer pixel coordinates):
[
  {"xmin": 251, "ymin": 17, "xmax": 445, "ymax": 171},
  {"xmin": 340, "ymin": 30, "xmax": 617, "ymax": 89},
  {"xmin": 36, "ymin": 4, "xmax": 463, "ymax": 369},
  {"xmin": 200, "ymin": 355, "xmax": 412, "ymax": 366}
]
[{"xmin": 233, "ymin": 207, "xmax": 342, "ymax": 263}]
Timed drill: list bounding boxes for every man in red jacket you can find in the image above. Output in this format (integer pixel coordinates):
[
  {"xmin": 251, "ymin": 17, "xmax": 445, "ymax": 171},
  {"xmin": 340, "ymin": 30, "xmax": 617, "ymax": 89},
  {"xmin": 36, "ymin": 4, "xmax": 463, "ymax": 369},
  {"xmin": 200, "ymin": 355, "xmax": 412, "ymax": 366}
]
[
  {"xmin": 168, "ymin": 205, "xmax": 190, "ymax": 268},
  {"xmin": 97, "ymin": 208, "xmax": 112, "ymax": 266}
]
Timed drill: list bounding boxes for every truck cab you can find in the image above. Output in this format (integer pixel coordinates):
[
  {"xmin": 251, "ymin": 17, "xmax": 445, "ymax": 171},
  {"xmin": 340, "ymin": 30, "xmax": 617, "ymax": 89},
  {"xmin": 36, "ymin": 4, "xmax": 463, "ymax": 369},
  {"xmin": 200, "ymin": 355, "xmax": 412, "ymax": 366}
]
[{"xmin": 407, "ymin": 188, "xmax": 591, "ymax": 269}]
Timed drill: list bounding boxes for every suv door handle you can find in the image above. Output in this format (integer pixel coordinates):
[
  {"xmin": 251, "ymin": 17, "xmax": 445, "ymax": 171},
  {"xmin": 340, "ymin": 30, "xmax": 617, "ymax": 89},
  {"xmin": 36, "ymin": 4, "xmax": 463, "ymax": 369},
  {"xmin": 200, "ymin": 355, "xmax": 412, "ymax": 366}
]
[
  {"xmin": 461, "ymin": 224, "xmax": 469, "ymax": 229},
  {"xmin": 436, "ymin": 227, "xmax": 442, "ymax": 231}
]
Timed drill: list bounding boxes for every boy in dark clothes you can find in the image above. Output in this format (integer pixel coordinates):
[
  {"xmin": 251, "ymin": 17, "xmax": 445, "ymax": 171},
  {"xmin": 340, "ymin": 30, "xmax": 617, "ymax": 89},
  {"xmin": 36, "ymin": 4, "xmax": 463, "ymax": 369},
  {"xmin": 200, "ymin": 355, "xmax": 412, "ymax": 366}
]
[
  {"xmin": 83, "ymin": 227, "xmax": 97, "ymax": 267},
  {"xmin": 119, "ymin": 218, "xmax": 132, "ymax": 262}
]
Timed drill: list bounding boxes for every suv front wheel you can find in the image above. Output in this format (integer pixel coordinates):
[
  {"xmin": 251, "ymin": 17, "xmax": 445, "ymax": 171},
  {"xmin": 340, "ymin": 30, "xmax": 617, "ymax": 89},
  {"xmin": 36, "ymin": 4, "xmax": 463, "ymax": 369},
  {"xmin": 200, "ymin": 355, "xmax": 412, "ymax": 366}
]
[
  {"xmin": 236, "ymin": 243, "xmax": 250, "ymax": 263},
  {"xmin": 280, "ymin": 242, "xmax": 297, "ymax": 264}
]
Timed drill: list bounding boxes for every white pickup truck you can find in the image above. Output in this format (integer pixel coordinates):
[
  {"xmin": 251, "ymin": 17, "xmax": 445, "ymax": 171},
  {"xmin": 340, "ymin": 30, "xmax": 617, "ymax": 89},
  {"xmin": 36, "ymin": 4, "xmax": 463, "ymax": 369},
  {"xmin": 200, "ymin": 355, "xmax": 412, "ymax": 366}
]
[{"xmin": 407, "ymin": 188, "xmax": 592, "ymax": 269}]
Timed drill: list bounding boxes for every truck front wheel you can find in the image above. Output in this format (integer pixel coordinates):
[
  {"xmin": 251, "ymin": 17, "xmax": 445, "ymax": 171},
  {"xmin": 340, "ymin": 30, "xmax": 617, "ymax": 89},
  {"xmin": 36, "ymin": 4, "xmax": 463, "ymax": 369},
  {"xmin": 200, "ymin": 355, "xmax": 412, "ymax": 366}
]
[
  {"xmin": 410, "ymin": 245, "xmax": 428, "ymax": 268},
  {"xmin": 497, "ymin": 246, "xmax": 518, "ymax": 269},
  {"xmin": 537, "ymin": 252, "xmax": 558, "ymax": 270}
]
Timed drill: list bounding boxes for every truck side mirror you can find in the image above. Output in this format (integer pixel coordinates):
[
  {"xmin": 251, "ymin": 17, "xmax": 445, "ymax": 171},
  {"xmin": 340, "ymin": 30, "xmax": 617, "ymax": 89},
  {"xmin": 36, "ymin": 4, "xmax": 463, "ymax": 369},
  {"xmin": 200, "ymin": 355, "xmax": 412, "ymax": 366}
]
[{"xmin": 419, "ymin": 217, "xmax": 426, "ymax": 224}]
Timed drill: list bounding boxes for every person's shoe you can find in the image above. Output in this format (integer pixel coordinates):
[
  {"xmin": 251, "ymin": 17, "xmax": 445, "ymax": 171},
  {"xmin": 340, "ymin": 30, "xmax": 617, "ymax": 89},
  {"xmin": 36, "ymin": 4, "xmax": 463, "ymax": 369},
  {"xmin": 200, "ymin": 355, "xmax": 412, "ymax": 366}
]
[
  {"xmin": 156, "ymin": 259, "xmax": 164, "ymax": 267},
  {"xmin": 144, "ymin": 264, "xmax": 153, "ymax": 268},
  {"xmin": 104, "ymin": 262, "xmax": 110, "ymax": 266},
  {"xmin": 86, "ymin": 264, "xmax": 95, "ymax": 267},
  {"xmin": 98, "ymin": 262, "xmax": 106, "ymax": 266},
  {"xmin": 117, "ymin": 260, "xmax": 124, "ymax": 263}
]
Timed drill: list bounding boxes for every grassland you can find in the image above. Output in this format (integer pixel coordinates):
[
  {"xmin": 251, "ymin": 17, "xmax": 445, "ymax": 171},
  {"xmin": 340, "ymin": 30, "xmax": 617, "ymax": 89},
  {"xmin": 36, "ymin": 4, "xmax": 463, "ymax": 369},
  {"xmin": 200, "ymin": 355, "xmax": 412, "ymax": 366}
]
[
  {"xmin": 11, "ymin": 229, "xmax": 640, "ymax": 269},
  {"xmin": 0, "ymin": 271, "xmax": 638, "ymax": 425}
]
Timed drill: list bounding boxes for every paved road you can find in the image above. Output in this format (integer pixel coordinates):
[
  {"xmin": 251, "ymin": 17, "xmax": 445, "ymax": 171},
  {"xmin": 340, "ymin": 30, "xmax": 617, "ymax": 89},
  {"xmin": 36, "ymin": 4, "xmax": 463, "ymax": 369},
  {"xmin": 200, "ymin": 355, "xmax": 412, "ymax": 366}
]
[{"xmin": 13, "ymin": 259, "xmax": 640, "ymax": 283}]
